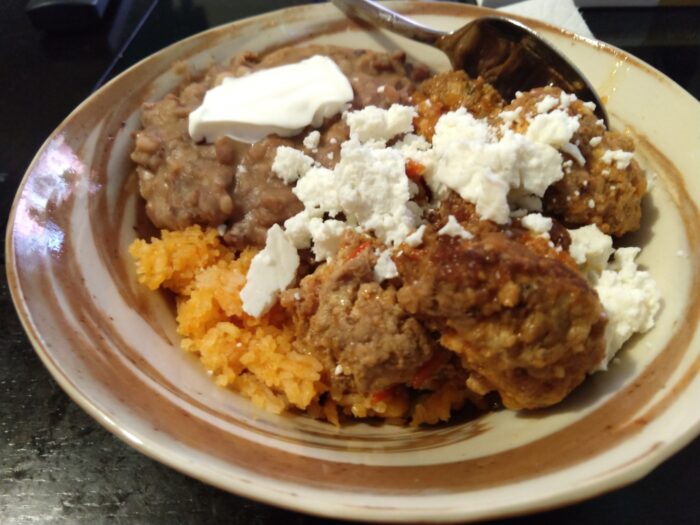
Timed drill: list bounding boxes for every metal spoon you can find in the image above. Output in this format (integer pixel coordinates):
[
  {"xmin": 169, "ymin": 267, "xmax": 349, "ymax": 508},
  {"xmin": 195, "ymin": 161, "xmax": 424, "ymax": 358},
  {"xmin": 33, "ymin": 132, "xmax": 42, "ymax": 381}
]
[{"xmin": 332, "ymin": 0, "xmax": 609, "ymax": 125}]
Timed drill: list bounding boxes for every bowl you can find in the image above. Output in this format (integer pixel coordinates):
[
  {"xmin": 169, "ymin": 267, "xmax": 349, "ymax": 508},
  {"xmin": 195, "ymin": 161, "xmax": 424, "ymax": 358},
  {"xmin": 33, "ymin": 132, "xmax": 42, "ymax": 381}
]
[{"xmin": 6, "ymin": 2, "xmax": 700, "ymax": 522}]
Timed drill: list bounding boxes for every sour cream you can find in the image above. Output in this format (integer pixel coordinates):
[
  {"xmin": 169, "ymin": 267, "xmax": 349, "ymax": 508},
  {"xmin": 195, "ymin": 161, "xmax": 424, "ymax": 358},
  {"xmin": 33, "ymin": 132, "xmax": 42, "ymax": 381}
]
[{"xmin": 188, "ymin": 55, "xmax": 354, "ymax": 144}]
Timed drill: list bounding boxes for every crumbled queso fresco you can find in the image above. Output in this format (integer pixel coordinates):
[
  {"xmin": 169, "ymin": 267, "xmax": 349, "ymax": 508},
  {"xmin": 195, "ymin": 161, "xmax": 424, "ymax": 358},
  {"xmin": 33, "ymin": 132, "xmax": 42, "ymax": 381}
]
[
  {"xmin": 241, "ymin": 93, "xmax": 660, "ymax": 371},
  {"xmin": 438, "ymin": 215, "xmax": 474, "ymax": 240}
]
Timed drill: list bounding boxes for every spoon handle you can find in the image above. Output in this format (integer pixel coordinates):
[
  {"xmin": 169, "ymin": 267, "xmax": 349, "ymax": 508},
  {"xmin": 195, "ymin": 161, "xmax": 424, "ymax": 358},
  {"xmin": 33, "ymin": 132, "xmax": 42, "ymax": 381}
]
[{"xmin": 331, "ymin": 0, "xmax": 445, "ymax": 45}]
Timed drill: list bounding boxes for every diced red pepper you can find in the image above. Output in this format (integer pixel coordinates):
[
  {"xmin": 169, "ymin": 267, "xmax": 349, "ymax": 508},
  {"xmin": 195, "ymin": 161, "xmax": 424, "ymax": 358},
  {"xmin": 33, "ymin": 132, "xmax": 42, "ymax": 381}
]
[
  {"xmin": 347, "ymin": 241, "xmax": 371, "ymax": 261},
  {"xmin": 371, "ymin": 386, "xmax": 396, "ymax": 404},
  {"xmin": 411, "ymin": 352, "xmax": 449, "ymax": 389},
  {"xmin": 405, "ymin": 159, "xmax": 426, "ymax": 182}
]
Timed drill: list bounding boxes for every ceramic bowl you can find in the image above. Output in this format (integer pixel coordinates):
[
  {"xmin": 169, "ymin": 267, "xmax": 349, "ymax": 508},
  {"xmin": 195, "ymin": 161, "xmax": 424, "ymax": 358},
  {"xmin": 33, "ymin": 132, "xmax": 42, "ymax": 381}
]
[{"xmin": 6, "ymin": 2, "xmax": 700, "ymax": 522}]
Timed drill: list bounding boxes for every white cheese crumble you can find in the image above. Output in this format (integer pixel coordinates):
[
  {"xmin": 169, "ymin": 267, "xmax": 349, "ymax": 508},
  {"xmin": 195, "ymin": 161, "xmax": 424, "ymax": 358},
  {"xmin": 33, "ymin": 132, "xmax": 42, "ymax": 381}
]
[
  {"xmin": 290, "ymin": 136, "xmax": 420, "ymax": 248},
  {"xmin": 560, "ymin": 142, "xmax": 586, "ymax": 166},
  {"xmin": 344, "ymin": 104, "xmax": 417, "ymax": 143},
  {"xmin": 525, "ymin": 110, "xmax": 580, "ymax": 148},
  {"xmin": 303, "ymin": 130, "xmax": 321, "ymax": 150},
  {"xmin": 601, "ymin": 149, "xmax": 634, "ymax": 169},
  {"xmin": 558, "ymin": 92, "xmax": 578, "ymax": 109},
  {"xmin": 334, "ymin": 364, "xmax": 344, "ymax": 376},
  {"xmin": 374, "ymin": 249, "xmax": 399, "ymax": 282},
  {"xmin": 271, "ymin": 146, "xmax": 314, "ymax": 184},
  {"xmin": 589, "ymin": 136, "xmax": 602, "ymax": 147},
  {"xmin": 536, "ymin": 95, "xmax": 559, "ymax": 114},
  {"xmin": 240, "ymin": 225, "xmax": 300, "ymax": 317},
  {"xmin": 438, "ymin": 215, "xmax": 473, "ymax": 240},
  {"xmin": 395, "ymin": 132, "xmax": 433, "ymax": 156},
  {"xmin": 282, "ymin": 211, "xmax": 349, "ymax": 262},
  {"xmin": 377, "ymin": 85, "xmax": 385, "ymax": 94},
  {"xmin": 283, "ymin": 209, "xmax": 316, "ymax": 249},
  {"xmin": 337, "ymin": 138, "xmax": 420, "ymax": 244},
  {"xmin": 592, "ymin": 248, "xmax": 661, "ymax": 371},
  {"xmin": 568, "ymin": 224, "xmax": 614, "ymax": 274},
  {"xmin": 404, "ymin": 224, "xmax": 426, "ymax": 247},
  {"xmin": 293, "ymin": 165, "xmax": 340, "ymax": 215},
  {"xmin": 521, "ymin": 213, "xmax": 552, "ymax": 236},
  {"xmin": 307, "ymin": 218, "xmax": 348, "ymax": 261},
  {"xmin": 568, "ymin": 225, "xmax": 660, "ymax": 371},
  {"xmin": 524, "ymin": 109, "xmax": 585, "ymax": 166},
  {"xmin": 429, "ymin": 109, "xmax": 563, "ymax": 223},
  {"xmin": 499, "ymin": 107, "xmax": 522, "ymax": 124}
]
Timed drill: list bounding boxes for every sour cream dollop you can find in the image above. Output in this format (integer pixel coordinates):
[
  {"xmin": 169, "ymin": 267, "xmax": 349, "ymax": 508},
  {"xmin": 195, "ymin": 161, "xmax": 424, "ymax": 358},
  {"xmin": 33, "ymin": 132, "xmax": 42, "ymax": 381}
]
[{"xmin": 188, "ymin": 55, "xmax": 354, "ymax": 144}]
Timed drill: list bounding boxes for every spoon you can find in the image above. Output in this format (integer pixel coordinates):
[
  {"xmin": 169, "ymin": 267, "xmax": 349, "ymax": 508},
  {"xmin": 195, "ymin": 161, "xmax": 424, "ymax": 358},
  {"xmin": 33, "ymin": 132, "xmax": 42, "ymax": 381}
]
[{"xmin": 331, "ymin": 0, "xmax": 609, "ymax": 126}]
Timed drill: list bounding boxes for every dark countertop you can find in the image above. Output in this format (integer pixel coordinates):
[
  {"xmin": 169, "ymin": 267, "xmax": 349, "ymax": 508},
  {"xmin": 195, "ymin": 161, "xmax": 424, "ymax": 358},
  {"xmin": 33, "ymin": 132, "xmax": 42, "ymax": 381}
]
[{"xmin": 2, "ymin": 1, "xmax": 700, "ymax": 523}]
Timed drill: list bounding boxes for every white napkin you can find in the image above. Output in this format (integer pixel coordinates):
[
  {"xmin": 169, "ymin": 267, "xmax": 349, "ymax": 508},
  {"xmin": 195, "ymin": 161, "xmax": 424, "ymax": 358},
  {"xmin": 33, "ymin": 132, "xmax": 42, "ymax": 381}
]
[{"xmin": 478, "ymin": 0, "xmax": 594, "ymax": 39}]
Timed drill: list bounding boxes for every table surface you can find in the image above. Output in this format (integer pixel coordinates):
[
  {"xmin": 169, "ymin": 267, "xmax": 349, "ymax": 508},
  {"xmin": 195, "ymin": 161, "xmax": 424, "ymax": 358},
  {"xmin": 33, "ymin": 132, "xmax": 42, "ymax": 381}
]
[{"xmin": 2, "ymin": 1, "xmax": 700, "ymax": 523}]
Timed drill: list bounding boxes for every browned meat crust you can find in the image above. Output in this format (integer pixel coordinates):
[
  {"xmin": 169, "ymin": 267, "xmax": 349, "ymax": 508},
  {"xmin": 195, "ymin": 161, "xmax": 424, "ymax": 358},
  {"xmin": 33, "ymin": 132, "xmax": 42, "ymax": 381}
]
[
  {"xmin": 281, "ymin": 233, "xmax": 436, "ymax": 395},
  {"xmin": 433, "ymin": 193, "xmax": 575, "ymax": 266},
  {"xmin": 543, "ymin": 132, "xmax": 647, "ymax": 237},
  {"xmin": 412, "ymin": 71, "xmax": 504, "ymax": 140},
  {"xmin": 395, "ymin": 212, "xmax": 606, "ymax": 410}
]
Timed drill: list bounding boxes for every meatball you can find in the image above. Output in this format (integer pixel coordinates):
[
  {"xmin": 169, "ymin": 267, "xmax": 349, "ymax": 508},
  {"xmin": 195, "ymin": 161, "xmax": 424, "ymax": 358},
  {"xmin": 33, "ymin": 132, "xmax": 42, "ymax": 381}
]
[
  {"xmin": 394, "ymin": 221, "xmax": 606, "ymax": 410},
  {"xmin": 282, "ymin": 233, "xmax": 436, "ymax": 395},
  {"xmin": 544, "ymin": 132, "xmax": 647, "ymax": 237},
  {"xmin": 503, "ymin": 86, "xmax": 647, "ymax": 237}
]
